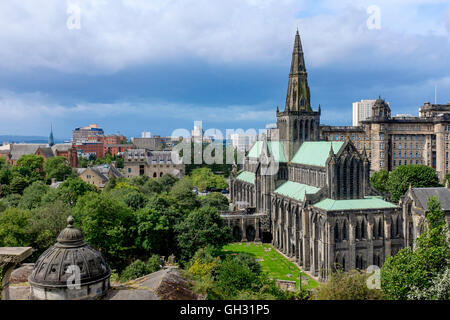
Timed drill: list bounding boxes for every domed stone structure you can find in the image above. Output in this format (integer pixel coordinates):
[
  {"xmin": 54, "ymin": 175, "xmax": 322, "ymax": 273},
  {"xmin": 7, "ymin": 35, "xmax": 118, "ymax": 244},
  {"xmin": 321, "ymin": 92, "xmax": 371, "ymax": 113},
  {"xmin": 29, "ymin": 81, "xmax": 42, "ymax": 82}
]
[{"xmin": 29, "ymin": 216, "xmax": 111, "ymax": 300}]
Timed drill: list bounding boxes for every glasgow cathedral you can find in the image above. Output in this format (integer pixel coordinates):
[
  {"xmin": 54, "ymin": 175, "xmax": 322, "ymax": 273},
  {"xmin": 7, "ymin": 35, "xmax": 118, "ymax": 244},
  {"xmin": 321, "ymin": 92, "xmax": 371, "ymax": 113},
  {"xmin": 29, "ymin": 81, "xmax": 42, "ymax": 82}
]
[{"xmin": 226, "ymin": 30, "xmax": 404, "ymax": 281}]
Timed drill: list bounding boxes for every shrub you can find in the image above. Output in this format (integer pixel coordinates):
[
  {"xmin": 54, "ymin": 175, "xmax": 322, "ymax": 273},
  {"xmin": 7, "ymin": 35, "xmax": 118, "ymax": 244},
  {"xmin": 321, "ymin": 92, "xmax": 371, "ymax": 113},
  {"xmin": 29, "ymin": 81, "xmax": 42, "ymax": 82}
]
[
  {"xmin": 311, "ymin": 270, "xmax": 383, "ymax": 300},
  {"xmin": 120, "ymin": 255, "xmax": 162, "ymax": 282}
]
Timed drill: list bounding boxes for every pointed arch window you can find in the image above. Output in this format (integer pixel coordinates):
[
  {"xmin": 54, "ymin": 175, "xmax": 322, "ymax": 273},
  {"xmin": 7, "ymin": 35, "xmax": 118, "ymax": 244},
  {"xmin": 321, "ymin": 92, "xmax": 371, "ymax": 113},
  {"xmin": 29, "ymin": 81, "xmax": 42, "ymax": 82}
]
[
  {"xmin": 334, "ymin": 223, "xmax": 339, "ymax": 242},
  {"xmin": 356, "ymin": 220, "xmax": 361, "ymax": 240},
  {"xmin": 378, "ymin": 219, "xmax": 383, "ymax": 239},
  {"xmin": 342, "ymin": 220, "xmax": 348, "ymax": 240}
]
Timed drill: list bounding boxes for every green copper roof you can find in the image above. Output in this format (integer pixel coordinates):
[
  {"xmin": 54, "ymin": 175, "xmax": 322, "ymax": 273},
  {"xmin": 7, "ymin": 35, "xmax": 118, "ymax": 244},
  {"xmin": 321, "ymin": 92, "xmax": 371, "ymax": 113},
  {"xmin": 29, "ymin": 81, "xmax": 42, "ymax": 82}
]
[
  {"xmin": 291, "ymin": 141, "xmax": 345, "ymax": 167},
  {"xmin": 313, "ymin": 196, "xmax": 398, "ymax": 211},
  {"xmin": 247, "ymin": 141, "xmax": 287, "ymax": 163},
  {"xmin": 274, "ymin": 181, "xmax": 321, "ymax": 202},
  {"xmin": 236, "ymin": 171, "xmax": 255, "ymax": 184}
]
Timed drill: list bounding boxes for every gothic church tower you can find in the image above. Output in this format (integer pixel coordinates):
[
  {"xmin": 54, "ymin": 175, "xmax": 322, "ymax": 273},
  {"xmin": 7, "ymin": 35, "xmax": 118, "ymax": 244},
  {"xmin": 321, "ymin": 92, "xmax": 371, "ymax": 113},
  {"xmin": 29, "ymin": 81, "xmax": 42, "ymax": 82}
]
[{"xmin": 277, "ymin": 29, "xmax": 321, "ymax": 161}]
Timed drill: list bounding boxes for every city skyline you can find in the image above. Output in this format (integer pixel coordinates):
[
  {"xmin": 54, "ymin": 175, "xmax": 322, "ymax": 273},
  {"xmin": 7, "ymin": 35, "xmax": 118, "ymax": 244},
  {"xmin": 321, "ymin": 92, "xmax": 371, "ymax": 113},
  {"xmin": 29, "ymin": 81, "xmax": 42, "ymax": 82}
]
[{"xmin": 0, "ymin": 1, "xmax": 449, "ymax": 138}]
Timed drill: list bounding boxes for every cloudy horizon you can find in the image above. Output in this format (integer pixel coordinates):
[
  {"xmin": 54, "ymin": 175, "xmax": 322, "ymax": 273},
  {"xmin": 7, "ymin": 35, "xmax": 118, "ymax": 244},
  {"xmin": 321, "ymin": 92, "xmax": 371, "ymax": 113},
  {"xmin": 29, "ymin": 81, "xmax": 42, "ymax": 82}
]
[{"xmin": 0, "ymin": 0, "xmax": 449, "ymax": 139}]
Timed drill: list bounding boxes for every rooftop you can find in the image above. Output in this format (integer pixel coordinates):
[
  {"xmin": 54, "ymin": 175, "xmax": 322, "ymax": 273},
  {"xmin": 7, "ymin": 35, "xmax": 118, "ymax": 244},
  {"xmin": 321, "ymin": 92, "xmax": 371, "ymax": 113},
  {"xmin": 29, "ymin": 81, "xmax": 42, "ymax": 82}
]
[
  {"xmin": 313, "ymin": 196, "xmax": 398, "ymax": 211},
  {"xmin": 291, "ymin": 141, "xmax": 344, "ymax": 167},
  {"xmin": 247, "ymin": 141, "xmax": 287, "ymax": 163},
  {"xmin": 236, "ymin": 171, "xmax": 255, "ymax": 184},
  {"xmin": 274, "ymin": 181, "xmax": 321, "ymax": 202}
]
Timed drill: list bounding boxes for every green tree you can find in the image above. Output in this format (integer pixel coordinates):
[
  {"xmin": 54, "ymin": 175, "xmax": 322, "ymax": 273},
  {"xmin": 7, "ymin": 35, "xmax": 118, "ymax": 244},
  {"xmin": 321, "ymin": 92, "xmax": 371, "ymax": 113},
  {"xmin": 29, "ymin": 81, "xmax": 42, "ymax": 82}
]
[
  {"xmin": 175, "ymin": 206, "xmax": 232, "ymax": 263},
  {"xmin": 0, "ymin": 207, "xmax": 32, "ymax": 247},
  {"xmin": 141, "ymin": 179, "xmax": 163, "ymax": 195},
  {"xmin": 19, "ymin": 181, "xmax": 50, "ymax": 209},
  {"xmin": 200, "ymin": 193, "xmax": 229, "ymax": 211},
  {"xmin": 120, "ymin": 255, "xmax": 161, "ymax": 282},
  {"xmin": 132, "ymin": 206, "xmax": 169, "ymax": 254},
  {"xmin": 215, "ymin": 255, "xmax": 260, "ymax": 298},
  {"xmin": 78, "ymin": 157, "xmax": 89, "ymax": 168},
  {"xmin": 387, "ymin": 165, "xmax": 440, "ymax": 202},
  {"xmin": 73, "ymin": 192, "xmax": 136, "ymax": 270},
  {"xmin": 0, "ymin": 199, "xmax": 7, "ymax": 212},
  {"xmin": 170, "ymin": 177, "xmax": 200, "ymax": 210},
  {"xmin": 44, "ymin": 156, "xmax": 74, "ymax": 183},
  {"xmin": 14, "ymin": 154, "xmax": 45, "ymax": 184},
  {"xmin": 9, "ymin": 174, "xmax": 29, "ymax": 195},
  {"xmin": 311, "ymin": 270, "xmax": 383, "ymax": 300},
  {"xmin": 42, "ymin": 177, "xmax": 99, "ymax": 207},
  {"xmin": 370, "ymin": 169, "xmax": 389, "ymax": 193},
  {"xmin": 107, "ymin": 186, "xmax": 147, "ymax": 211},
  {"xmin": 381, "ymin": 196, "xmax": 450, "ymax": 300},
  {"xmin": 191, "ymin": 167, "xmax": 228, "ymax": 191},
  {"xmin": 28, "ymin": 201, "xmax": 72, "ymax": 256},
  {"xmin": 3, "ymin": 194, "xmax": 21, "ymax": 207},
  {"xmin": 159, "ymin": 174, "xmax": 178, "ymax": 192}
]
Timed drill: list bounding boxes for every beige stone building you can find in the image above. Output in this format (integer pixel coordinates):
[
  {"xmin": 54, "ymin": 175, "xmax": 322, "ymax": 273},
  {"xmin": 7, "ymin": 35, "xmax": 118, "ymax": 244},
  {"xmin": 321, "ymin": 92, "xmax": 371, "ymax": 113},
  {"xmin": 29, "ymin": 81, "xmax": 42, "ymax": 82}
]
[
  {"xmin": 321, "ymin": 100, "xmax": 450, "ymax": 181},
  {"xmin": 77, "ymin": 164, "xmax": 123, "ymax": 189},
  {"xmin": 123, "ymin": 149, "xmax": 185, "ymax": 179}
]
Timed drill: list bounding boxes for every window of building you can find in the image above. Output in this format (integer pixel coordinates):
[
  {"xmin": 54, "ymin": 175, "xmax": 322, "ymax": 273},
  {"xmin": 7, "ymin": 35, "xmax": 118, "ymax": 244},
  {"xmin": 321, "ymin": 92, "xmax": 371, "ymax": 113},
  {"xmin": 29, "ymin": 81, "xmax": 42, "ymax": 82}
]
[
  {"xmin": 340, "ymin": 135, "xmax": 344, "ymax": 141},
  {"xmin": 380, "ymin": 133, "xmax": 385, "ymax": 141},
  {"xmin": 329, "ymin": 134, "xmax": 333, "ymax": 141},
  {"xmin": 394, "ymin": 160, "xmax": 397, "ymax": 166},
  {"xmin": 336, "ymin": 134, "xmax": 339, "ymax": 140},
  {"xmin": 380, "ymin": 152, "xmax": 385, "ymax": 159},
  {"xmin": 380, "ymin": 161, "xmax": 385, "ymax": 168},
  {"xmin": 380, "ymin": 142, "xmax": 385, "ymax": 150}
]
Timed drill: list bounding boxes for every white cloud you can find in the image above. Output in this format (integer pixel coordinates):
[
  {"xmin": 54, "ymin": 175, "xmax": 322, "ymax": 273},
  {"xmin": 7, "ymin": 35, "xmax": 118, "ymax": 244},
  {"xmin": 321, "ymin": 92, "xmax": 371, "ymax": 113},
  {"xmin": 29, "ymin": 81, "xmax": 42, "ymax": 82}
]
[
  {"xmin": 0, "ymin": 90, "xmax": 276, "ymax": 135},
  {"xmin": 0, "ymin": 0, "xmax": 448, "ymax": 74}
]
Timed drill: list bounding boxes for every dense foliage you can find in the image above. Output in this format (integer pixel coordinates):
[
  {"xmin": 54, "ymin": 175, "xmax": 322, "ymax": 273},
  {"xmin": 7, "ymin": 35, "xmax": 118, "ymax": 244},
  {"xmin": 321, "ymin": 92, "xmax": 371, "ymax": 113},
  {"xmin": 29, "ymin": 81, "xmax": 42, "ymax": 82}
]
[
  {"xmin": 381, "ymin": 196, "xmax": 450, "ymax": 300},
  {"xmin": 386, "ymin": 165, "xmax": 440, "ymax": 202},
  {"xmin": 120, "ymin": 255, "xmax": 162, "ymax": 282},
  {"xmin": 311, "ymin": 270, "xmax": 383, "ymax": 300},
  {"xmin": 184, "ymin": 247, "xmax": 307, "ymax": 300},
  {"xmin": 370, "ymin": 169, "xmax": 389, "ymax": 193},
  {"xmin": 0, "ymin": 154, "xmax": 233, "ymax": 281}
]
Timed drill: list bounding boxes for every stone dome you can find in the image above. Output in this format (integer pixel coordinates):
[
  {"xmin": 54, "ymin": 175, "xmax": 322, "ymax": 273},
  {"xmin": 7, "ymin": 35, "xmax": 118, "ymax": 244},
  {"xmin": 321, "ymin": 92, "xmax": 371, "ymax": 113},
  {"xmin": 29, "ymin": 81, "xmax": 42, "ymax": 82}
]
[
  {"xmin": 29, "ymin": 216, "xmax": 111, "ymax": 300},
  {"xmin": 375, "ymin": 97, "xmax": 385, "ymax": 105}
]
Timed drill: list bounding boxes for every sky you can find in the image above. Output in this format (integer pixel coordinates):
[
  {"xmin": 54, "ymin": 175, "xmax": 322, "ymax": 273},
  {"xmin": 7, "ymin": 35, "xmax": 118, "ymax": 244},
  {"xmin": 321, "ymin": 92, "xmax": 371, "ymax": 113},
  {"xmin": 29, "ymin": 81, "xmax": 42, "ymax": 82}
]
[{"xmin": 0, "ymin": 0, "xmax": 449, "ymax": 139}]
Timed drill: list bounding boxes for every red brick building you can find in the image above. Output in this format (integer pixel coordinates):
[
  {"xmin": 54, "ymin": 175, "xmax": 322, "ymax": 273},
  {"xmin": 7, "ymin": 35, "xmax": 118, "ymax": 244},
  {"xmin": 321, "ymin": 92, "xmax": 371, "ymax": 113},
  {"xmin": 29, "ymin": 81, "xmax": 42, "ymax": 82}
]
[
  {"xmin": 104, "ymin": 144, "xmax": 133, "ymax": 156},
  {"xmin": 76, "ymin": 143, "xmax": 105, "ymax": 159}
]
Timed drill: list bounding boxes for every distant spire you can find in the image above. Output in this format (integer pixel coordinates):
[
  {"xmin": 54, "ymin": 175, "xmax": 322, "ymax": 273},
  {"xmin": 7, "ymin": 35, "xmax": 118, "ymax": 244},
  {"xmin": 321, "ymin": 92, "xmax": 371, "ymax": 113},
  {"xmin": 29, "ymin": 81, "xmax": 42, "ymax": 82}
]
[{"xmin": 48, "ymin": 123, "xmax": 55, "ymax": 147}]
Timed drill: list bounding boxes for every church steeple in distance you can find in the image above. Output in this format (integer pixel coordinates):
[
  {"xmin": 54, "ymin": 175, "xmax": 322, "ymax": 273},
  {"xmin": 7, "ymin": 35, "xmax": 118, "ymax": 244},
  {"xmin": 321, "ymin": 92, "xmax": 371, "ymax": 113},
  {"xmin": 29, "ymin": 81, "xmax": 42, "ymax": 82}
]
[
  {"xmin": 285, "ymin": 28, "xmax": 311, "ymax": 112},
  {"xmin": 49, "ymin": 123, "xmax": 55, "ymax": 147}
]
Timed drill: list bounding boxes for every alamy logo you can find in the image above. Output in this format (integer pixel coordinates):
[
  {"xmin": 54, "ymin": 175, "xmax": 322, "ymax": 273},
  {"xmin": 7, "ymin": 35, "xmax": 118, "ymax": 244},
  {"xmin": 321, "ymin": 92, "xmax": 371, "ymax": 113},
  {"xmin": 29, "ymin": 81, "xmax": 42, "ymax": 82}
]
[
  {"xmin": 66, "ymin": 265, "xmax": 81, "ymax": 290},
  {"xmin": 366, "ymin": 5, "xmax": 381, "ymax": 30},
  {"xmin": 67, "ymin": 3, "xmax": 81, "ymax": 30}
]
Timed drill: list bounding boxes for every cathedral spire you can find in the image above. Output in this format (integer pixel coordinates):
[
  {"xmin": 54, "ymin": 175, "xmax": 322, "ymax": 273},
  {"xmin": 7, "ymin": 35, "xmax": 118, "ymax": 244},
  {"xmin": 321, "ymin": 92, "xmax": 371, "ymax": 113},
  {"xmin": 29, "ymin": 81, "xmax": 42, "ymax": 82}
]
[
  {"xmin": 285, "ymin": 29, "xmax": 311, "ymax": 112},
  {"xmin": 49, "ymin": 123, "xmax": 55, "ymax": 147}
]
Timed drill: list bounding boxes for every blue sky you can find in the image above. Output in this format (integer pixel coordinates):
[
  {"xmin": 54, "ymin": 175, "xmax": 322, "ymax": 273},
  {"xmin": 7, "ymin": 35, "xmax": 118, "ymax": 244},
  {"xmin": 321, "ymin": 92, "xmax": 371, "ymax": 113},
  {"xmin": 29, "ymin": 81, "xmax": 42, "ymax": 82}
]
[{"xmin": 0, "ymin": 0, "xmax": 449, "ymax": 139}]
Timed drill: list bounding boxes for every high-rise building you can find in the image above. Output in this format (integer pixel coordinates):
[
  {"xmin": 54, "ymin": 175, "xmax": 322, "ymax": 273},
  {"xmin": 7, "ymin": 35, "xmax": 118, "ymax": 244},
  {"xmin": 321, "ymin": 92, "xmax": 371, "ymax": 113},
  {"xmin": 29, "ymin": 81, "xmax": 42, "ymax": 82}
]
[
  {"xmin": 353, "ymin": 100, "xmax": 375, "ymax": 126},
  {"xmin": 353, "ymin": 99, "xmax": 391, "ymax": 126},
  {"xmin": 230, "ymin": 133, "xmax": 258, "ymax": 152},
  {"xmin": 72, "ymin": 124, "xmax": 104, "ymax": 144},
  {"xmin": 142, "ymin": 131, "xmax": 152, "ymax": 138},
  {"xmin": 192, "ymin": 121, "xmax": 203, "ymax": 143}
]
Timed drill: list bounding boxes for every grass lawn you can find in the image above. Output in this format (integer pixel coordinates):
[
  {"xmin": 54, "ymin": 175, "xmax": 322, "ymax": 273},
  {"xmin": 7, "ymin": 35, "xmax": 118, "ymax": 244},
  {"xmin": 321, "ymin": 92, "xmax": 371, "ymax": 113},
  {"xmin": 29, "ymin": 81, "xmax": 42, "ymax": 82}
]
[{"xmin": 221, "ymin": 243, "xmax": 318, "ymax": 290}]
